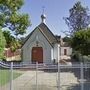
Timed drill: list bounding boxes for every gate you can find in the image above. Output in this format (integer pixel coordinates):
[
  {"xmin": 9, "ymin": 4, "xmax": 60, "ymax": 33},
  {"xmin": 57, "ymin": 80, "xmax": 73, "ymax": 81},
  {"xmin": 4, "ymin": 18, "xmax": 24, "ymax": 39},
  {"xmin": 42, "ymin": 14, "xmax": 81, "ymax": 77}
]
[{"xmin": 0, "ymin": 61, "xmax": 90, "ymax": 90}]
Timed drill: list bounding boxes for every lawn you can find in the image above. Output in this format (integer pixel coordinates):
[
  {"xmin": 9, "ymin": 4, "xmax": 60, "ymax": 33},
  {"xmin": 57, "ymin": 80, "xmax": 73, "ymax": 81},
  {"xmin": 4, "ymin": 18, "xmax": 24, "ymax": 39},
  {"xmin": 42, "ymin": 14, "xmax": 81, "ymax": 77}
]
[{"xmin": 0, "ymin": 69, "xmax": 22, "ymax": 86}]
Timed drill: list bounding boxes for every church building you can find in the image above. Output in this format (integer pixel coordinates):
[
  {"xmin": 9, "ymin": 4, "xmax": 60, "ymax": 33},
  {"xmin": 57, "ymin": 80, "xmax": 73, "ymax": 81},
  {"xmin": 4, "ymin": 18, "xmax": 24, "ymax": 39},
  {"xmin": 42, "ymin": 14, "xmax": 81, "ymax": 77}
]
[{"xmin": 21, "ymin": 14, "xmax": 72, "ymax": 64}]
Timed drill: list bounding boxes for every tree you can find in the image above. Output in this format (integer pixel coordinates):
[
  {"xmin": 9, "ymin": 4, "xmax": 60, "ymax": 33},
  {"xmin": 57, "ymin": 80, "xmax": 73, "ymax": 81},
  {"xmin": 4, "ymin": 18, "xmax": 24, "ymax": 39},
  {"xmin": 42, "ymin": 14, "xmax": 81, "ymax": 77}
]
[
  {"xmin": 71, "ymin": 28, "xmax": 90, "ymax": 55},
  {"xmin": 18, "ymin": 37, "xmax": 25, "ymax": 45},
  {"xmin": 64, "ymin": 1, "xmax": 90, "ymax": 35},
  {"xmin": 3, "ymin": 31, "xmax": 21, "ymax": 51},
  {"xmin": 3, "ymin": 31, "xmax": 13, "ymax": 47},
  {"xmin": 0, "ymin": 28, "xmax": 6, "ymax": 59},
  {"xmin": 0, "ymin": 0, "xmax": 31, "ymax": 37},
  {"xmin": 63, "ymin": 36, "xmax": 71, "ymax": 42}
]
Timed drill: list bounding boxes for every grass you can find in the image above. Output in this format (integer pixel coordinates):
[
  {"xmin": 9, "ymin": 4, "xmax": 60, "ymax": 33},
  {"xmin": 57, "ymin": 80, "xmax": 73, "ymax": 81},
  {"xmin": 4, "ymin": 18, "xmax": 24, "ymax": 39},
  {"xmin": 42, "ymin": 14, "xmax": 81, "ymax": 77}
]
[{"xmin": 0, "ymin": 69, "xmax": 22, "ymax": 86}]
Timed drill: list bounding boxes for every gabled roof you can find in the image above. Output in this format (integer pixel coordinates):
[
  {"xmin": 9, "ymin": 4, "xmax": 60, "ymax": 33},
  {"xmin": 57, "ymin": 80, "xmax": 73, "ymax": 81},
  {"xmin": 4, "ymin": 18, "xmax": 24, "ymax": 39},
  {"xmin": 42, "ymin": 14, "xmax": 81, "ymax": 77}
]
[
  {"xmin": 22, "ymin": 23, "xmax": 58, "ymax": 47},
  {"xmin": 38, "ymin": 23, "xmax": 58, "ymax": 44}
]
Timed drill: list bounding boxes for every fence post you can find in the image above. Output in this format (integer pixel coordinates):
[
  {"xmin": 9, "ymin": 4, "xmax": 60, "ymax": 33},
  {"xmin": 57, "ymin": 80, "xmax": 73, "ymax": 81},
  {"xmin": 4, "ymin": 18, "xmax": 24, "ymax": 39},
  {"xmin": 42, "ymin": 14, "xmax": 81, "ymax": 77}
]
[
  {"xmin": 36, "ymin": 62, "xmax": 38, "ymax": 90},
  {"xmin": 57, "ymin": 62, "xmax": 60, "ymax": 90},
  {"xmin": 10, "ymin": 62, "xmax": 13, "ymax": 90},
  {"xmin": 80, "ymin": 62, "xmax": 84, "ymax": 90}
]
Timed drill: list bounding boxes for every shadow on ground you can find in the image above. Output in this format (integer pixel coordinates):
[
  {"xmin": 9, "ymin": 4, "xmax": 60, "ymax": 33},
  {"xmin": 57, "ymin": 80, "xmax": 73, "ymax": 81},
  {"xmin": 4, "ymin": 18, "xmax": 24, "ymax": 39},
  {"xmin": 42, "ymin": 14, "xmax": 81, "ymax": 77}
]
[{"xmin": 66, "ymin": 82, "xmax": 90, "ymax": 90}]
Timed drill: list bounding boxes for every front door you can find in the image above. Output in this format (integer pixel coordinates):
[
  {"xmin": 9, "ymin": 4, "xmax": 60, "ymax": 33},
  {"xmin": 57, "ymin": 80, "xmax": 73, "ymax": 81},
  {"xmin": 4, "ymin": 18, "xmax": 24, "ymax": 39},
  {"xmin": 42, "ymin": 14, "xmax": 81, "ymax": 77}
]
[{"xmin": 32, "ymin": 47, "xmax": 43, "ymax": 63}]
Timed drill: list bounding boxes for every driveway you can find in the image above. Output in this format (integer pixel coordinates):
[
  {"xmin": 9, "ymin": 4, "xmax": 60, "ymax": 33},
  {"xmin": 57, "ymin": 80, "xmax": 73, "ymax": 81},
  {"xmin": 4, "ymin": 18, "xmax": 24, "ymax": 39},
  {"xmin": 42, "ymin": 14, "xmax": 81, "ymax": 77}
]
[{"xmin": 1, "ymin": 70, "xmax": 79, "ymax": 90}]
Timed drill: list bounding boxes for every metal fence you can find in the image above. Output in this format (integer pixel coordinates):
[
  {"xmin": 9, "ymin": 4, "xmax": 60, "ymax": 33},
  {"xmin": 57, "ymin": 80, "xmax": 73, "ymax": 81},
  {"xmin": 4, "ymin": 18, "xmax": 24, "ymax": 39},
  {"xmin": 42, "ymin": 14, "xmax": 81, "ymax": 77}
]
[{"xmin": 0, "ymin": 62, "xmax": 90, "ymax": 90}]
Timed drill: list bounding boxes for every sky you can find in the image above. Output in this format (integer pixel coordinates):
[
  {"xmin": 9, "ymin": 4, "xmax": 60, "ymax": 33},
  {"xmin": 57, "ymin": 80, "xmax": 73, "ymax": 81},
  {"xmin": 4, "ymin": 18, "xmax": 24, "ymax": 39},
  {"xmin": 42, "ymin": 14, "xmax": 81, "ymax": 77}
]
[{"xmin": 20, "ymin": 0, "xmax": 90, "ymax": 37}]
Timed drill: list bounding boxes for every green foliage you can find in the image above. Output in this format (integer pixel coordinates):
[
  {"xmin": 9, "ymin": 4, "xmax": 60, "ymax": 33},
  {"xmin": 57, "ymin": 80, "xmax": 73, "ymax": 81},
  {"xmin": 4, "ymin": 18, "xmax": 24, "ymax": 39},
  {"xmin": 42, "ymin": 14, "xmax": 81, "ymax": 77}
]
[
  {"xmin": 63, "ymin": 36, "xmax": 71, "ymax": 42},
  {"xmin": 0, "ymin": 28, "xmax": 6, "ymax": 59},
  {"xmin": 3, "ymin": 31, "xmax": 21, "ymax": 51},
  {"xmin": 71, "ymin": 28, "xmax": 90, "ymax": 55},
  {"xmin": 0, "ymin": 0, "xmax": 24, "ymax": 11},
  {"xmin": 72, "ymin": 52, "xmax": 90, "ymax": 62},
  {"xmin": 18, "ymin": 37, "xmax": 25, "ymax": 45},
  {"xmin": 10, "ymin": 39, "xmax": 21, "ymax": 52},
  {"xmin": 0, "ymin": 0, "xmax": 31, "ymax": 36},
  {"xmin": 0, "ymin": 0, "xmax": 31, "ymax": 54},
  {"xmin": 71, "ymin": 51, "xmax": 82, "ymax": 61},
  {"xmin": 64, "ymin": 1, "xmax": 90, "ymax": 35},
  {"xmin": 9, "ymin": 12, "xmax": 30, "ymax": 35},
  {"xmin": 0, "ymin": 70, "xmax": 22, "ymax": 86},
  {"xmin": 83, "ymin": 55, "xmax": 90, "ymax": 62},
  {"xmin": 3, "ymin": 31, "xmax": 13, "ymax": 47}
]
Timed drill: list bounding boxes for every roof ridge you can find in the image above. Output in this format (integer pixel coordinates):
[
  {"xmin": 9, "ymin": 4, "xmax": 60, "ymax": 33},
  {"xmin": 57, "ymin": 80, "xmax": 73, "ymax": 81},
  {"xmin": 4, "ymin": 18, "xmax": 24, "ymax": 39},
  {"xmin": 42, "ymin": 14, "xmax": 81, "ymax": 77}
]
[{"xmin": 38, "ymin": 23, "xmax": 58, "ymax": 42}]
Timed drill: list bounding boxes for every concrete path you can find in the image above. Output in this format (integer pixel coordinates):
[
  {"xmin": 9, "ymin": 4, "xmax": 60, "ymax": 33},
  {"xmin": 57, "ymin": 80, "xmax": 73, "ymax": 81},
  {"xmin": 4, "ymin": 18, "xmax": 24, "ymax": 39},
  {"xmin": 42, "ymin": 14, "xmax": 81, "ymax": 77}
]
[{"xmin": 1, "ymin": 70, "xmax": 79, "ymax": 90}]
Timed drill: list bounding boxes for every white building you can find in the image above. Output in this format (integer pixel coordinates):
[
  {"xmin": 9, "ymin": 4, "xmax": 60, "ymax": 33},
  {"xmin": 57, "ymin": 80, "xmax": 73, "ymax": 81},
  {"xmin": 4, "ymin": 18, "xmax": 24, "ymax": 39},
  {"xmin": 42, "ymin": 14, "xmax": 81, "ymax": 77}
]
[
  {"xmin": 60, "ymin": 42, "xmax": 72, "ymax": 61},
  {"xmin": 22, "ymin": 14, "xmax": 72, "ymax": 63}
]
